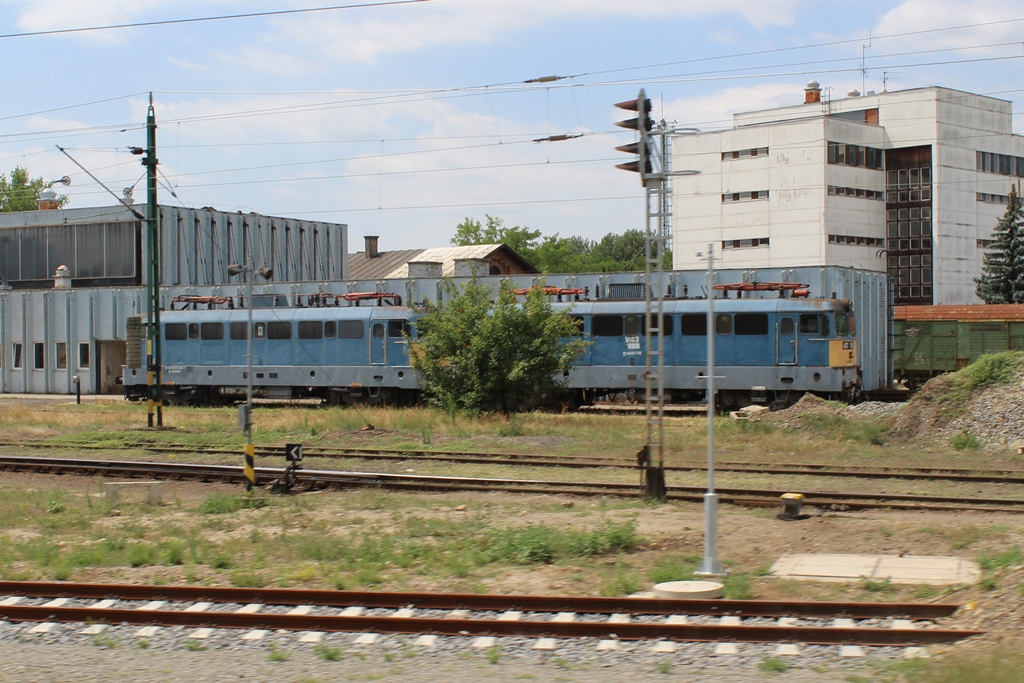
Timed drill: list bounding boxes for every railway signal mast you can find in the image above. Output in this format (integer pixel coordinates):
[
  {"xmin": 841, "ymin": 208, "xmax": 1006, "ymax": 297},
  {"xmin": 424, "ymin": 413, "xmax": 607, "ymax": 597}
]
[{"xmin": 614, "ymin": 91, "xmax": 697, "ymax": 501}]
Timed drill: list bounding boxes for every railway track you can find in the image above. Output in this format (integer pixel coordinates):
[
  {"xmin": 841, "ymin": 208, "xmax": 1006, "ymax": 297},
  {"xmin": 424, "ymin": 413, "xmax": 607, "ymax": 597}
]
[
  {"xmin": 6, "ymin": 440, "xmax": 1024, "ymax": 486},
  {"xmin": 0, "ymin": 580, "xmax": 978, "ymax": 648},
  {"xmin": 2, "ymin": 454, "xmax": 1024, "ymax": 513}
]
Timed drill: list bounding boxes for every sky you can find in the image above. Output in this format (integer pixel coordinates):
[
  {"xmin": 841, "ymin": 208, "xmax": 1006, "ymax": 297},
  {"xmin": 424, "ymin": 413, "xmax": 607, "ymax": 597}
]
[{"xmin": 4, "ymin": 0, "xmax": 1024, "ymax": 251}]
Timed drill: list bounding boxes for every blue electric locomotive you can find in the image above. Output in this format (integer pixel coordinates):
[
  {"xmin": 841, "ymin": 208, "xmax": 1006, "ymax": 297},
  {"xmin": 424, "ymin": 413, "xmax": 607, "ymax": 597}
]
[{"xmin": 122, "ymin": 291, "xmax": 860, "ymax": 408}]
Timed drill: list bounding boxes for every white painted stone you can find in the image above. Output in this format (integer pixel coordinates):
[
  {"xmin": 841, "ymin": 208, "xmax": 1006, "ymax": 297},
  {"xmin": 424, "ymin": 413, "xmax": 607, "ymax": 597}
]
[
  {"xmin": 79, "ymin": 624, "xmax": 107, "ymax": 635},
  {"xmin": 299, "ymin": 631, "xmax": 324, "ymax": 643},
  {"xmin": 447, "ymin": 609, "xmax": 470, "ymax": 619},
  {"xmin": 392, "ymin": 608, "xmax": 416, "ymax": 619},
  {"xmin": 774, "ymin": 644, "xmax": 801, "ymax": 656},
  {"xmin": 840, "ymin": 645, "xmax": 866, "ymax": 658},
  {"xmin": 719, "ymin": 616, "xmax": 742, "ymax": 626},
  {"xmin": 340, "ymin": 606, "xmax": 365, "ymax": 617},
  {"xmin": 551, "ymin": 612, "xmax": 576, "ymax": 623},
  {"xmin": 0, "ymin": 597, "xmax": 24, "ymax": 606},
  {"xmin": 235, "ymin": 603, "xmax": 263, "ymax": 614},
  {"xmin": 472, "ymin": 636, "xmax": 497, "ymax": 649},
  {"xmin": 41, "ymin": 598, "xmax": 68, "ymax": 608},
  {"xmin": 533, "ymin": 638, "xmax": 558, "ymax": 651},
  {"xmin": 607, "ymin": 613, "xmax": 631, "ymax": 624},
  {"xmin": 88, "ymin": 599, "xmax": 117, "ymax": 609},
  {"xmin": 184, "ymin": 602, "xmax": 212, "ymax": 613},
  {"xmin": 497, "ymin": 610, "xmax": 522, "ymax": 621},
  {"xmin": 714, "ymin": 642, "xmax": 739, "ymax": 655},
  {"xmin": 136, "ymin": 600, "xmax": 166, "ymax": 611},
  {"xmin": 189, "ymin": 628, "xmax": 215, "ymax": 640},
  {"xmin": 904, "ymin": 647, "xmax": 931, "ymax": 659},
  {"xmin": 891, "ymin": 619, "xmax": 916, "ymax": 630},
  {"xmin": 241, "ymin": 629, "xmax": 269, "ymax": 641},
  {"xmin": 596, "ymin": 639, "xmax": 620, "ymax": 651},
  {"xmin": 650, "ymin": 640, "xmax": 677, "ymax": 653},
  {"xmin": 29, "ymin": 623, "xmax": 56, "ymax": 634},
  {"xmin": 136, "ymin": 626, "xmax": 160, "ymax": 638},
  {"xmin": 287, "ymin": 605, "xmax": 313, "ymax": 616},
  {"xmin": 665, "ymin": 614, "xmax": 689, "ymax": 625},
  {"xmin": 353, "ymin": 633, "xmax": 379, "ymax": 645},
  {"xmin": 831, "ymin": 618, "xmax": 856, "ymax": 628},
  {"xmin": 776, "ymin": 617, "xmax": 798, "ymax": 627},
  {"xmin": 414, "ymin": 635, "xmax": 438, "ymax": 649}
]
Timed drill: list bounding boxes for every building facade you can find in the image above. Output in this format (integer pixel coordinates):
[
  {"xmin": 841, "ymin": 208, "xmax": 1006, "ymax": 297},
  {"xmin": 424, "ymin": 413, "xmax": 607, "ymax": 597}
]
[{"xmin": 672, "ymin": 84, "xmax": 1024, "ymax": 305}]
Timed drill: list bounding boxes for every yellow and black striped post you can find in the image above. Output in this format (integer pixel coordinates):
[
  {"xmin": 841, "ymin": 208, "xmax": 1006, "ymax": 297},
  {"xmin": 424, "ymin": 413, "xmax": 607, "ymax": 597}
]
[{"xmin": 243, "ymin": 441, "xmax": 256, "ymax": 492}]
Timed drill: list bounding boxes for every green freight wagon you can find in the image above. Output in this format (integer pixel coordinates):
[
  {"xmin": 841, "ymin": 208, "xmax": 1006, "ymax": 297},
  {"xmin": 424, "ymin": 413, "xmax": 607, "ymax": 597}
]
[{"xmin": 892, "ymin": 304, "xmax": 1024, "ymax": 388}]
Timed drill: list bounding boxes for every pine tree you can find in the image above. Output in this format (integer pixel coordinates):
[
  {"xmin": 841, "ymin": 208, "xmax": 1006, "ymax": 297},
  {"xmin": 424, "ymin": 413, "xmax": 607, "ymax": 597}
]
[{"xmin": 975, "ymin": 185, "xmax": 1024, "ymax": 303}]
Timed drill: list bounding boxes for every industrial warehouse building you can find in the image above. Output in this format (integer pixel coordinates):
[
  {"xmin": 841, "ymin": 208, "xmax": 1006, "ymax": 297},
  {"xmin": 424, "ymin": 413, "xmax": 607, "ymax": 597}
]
[{"xmin": 671, "ymin": 83, "xmax": 1024, "ymax": 306}]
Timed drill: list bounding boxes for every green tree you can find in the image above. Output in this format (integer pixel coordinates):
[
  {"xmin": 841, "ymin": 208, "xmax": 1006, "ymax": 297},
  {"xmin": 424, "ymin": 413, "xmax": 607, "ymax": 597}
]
[
  {"xmin": 975, "ymin": 185, "xmax": 1024, "ymax": 303},
  {"xmin": 0, "ymin": 166, "xmax": 68, "ymax": 212},
  {"xmin": 410, "ymin": 279, "xmax": 588, "ymax": 414}
]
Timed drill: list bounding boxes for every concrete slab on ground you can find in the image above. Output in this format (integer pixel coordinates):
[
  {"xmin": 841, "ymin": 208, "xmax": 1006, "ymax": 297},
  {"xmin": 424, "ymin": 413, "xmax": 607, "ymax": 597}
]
[{"xmin": 771, "ymin": 553, "xmax": 980, "ymax": 585}]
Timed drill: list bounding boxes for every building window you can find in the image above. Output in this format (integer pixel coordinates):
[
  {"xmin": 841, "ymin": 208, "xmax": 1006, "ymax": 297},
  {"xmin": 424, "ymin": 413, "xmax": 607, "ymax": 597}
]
[
  {"xmin": 827, "ymin": 185, "xmax": 884, "ymax": 200},
  {"xmin": 12, "ymin": 343, "xmax": 22, "ymax": 368},
  {"xmin": 978, "ymin": 239, "xmax": 997, "ymax": 249},
  {"xmin": 722, "ymin": 146, "xmax": 768, "ymax": 160},
  {"xmin": 78, "ymin": 342, "xmax": 90, "ymax": 369},
  {"xmin": 828, "ymin": 141, "xmax": 884, "ymax": 169},
  {"xmin": 722, "ymin": 190, "xmax": 769, "ymax": 203},
  {"xmin": 828, "ymin": 234, "xmax": 885, "ymax": 247},
  {"xmin": 977, "ymin": 192, "xmax": 1011, "ymax": 204},
  {"xmin": 56, "ymin": 342, "xmax": 67, "ymax": 370},
  {"xmin": 34, "ymin": 343, "xmax": 44, "ymax": 369},
  {"xmin": 977, "ymin": 151, "xmax": 1024, "ymax": 178},
  {"xmin": 721, "ymin": 237, "xmax": 770, "ymax": 249}
]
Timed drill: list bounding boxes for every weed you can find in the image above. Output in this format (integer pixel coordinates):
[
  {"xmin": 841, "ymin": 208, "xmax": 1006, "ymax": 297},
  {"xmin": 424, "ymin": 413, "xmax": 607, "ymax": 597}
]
[
  {"xmin": 313, "ymin": 642, "xmax": 343, "ymax": 661},
  {"xmin": 979, "ymin": 576, "xmax": 998, "ymax": 591},
  {"xmin": 137, "ymin": 639, "xmax": 150, "ymax": 649},
  {"xmin": 758, "ymin": 657, "xmax": 790, "ymax": 673},
  {"xmin": 723, "ymin": 572, "xmax": 755, "ymax": 599},
  {"xmin": 977, "ymin": 546, "xmax": 1023, "ymax": 571},
  {"xmin": 229, "ymin": 570, "xmax": 269, "ymax": 588},
  {"xmin": 184, "ymin": 640, "xmax": 206, "ymax": 651},
  {"xmin": 267, "ymin": 644, "xmax": 291, "ymax": 662},
  {"xmin": 656, "ymin": 660, "xmax": 673, "ymax": 674},
  {"xmin": 951, "ymin": 431, "xmax": 981, "ymax": 450},
  {"xmin": 862, "ymin": 576, "xmax": 896, "ymax": 593},
  {"xmin": 198, "ymin": 493, "xmax": 270, "ymax": 515},
  {"xmin": 383, "ymin": 651, "xmax": 396, "ymax": 662},
  {"xmin": 913, "ymin": 585, "xmax": 938, "ymax": 599},
  {"xmin": 486, "ymin": 645, "xmax": 502, "ymax": 664},
  {"xmin": 89, "ymin": 632, "xmax": 119, "ymax": 648}
]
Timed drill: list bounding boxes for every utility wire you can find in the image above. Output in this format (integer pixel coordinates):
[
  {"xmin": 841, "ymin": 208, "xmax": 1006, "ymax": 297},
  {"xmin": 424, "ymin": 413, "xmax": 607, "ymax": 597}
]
[{"xmin": 0, "ymin": 1, "xmax": 430, "ymax": 40}]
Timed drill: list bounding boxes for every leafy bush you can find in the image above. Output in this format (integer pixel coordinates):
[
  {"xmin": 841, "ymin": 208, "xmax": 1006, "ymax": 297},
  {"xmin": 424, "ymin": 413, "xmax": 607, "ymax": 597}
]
[{"xmin": 951, "ymin": 430, "xmax": 981, "ymax": 450}]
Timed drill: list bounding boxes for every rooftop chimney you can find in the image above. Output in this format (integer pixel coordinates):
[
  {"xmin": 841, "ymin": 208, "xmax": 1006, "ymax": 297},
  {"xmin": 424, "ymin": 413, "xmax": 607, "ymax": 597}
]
[
  {"xmin": 804, "ymin": 80, "xmax": 821, "ymax": 104},
  {"xmin": 364, "ymin": 235, "xmax": 380, "ymax": 259},
  {"xmin": 37, "ymin": 187, "xmax": 60, "ymax": 211}
]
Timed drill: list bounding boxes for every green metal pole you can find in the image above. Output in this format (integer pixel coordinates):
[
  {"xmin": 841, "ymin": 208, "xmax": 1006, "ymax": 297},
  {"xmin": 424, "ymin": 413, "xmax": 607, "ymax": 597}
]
[{"xmin": 144, "ymin": 93, "xmax": 163, "ymax": 427}]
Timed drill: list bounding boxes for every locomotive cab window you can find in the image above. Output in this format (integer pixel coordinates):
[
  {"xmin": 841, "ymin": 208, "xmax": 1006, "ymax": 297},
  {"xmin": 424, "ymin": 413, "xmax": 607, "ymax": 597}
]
[
  {"xmin": 324, "ymin": 321, "xmax": 337, "ymax": 339},
  {"xmin": 716, "ymin": 314, "xmax": 732, "ymax": 335},
  {"xmin": 298, "ymin": 321, "xmax": 323, "ymax": 339},
  {"xmin": 230, "ymin": 322, "xmax": 248, "ymax": 340},
  {"xmin": 680, "ymin": 314, "xmax": 706, "ymax": 336},
  {"xmin": 735, "ymin": 313, "xmax": 768, "ymax": 335},
  {"xmin": 592, "ymin": 315, "xmax": 623, "ymax": 336},
  {"xmin": 799, "ymin": 314, "xmax": 829, "ymax": 335},
  {"xmin": 624, "ymin": 315, "xmax": 641, "ymax": 336},
  {"xmin": 165, "ymin": 323, "xmax": 187, "ymax": 341},
  {"xmin": 388, "ymin": 320, "xmax": 411, "ymax": 338},
  {"xmin": 779, "ymin": 317, "xmax": 795, "ymax": 335},
  {"xmin": 188, "ymin": 323, "xmax": 200, "ymax": 340},
  {"xmin": 835, "ymin": 313, "xmax": 851, "ymax": 337},
  {"xmin": 372, "ymin": 323, "xmax": 385, "ymax": 339},
  {"xmin": 201, "ymin": 322, "xmax": 223, "ymax": 340}
]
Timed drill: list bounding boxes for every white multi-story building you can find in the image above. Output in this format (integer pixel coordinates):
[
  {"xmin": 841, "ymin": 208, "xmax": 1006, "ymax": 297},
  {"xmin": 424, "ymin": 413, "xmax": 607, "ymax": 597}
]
[{"xmin": 672, "ymin": 83, "xmax": 1024, "ymax": 305}]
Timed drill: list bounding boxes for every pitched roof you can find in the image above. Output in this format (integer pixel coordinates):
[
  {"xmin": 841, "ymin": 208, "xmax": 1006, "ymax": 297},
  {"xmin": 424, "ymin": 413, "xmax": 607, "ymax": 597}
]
[{"xmin": 347, "ymin": 243, "xmax": 537, "ymax": 280}]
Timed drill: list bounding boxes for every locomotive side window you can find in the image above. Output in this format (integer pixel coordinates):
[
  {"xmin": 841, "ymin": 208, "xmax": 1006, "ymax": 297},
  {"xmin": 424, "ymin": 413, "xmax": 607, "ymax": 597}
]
[
  {"xmin": 267, "ymin": 321, "xmax": 291, "ymax": 339},
  {"xmin": 716, "ymin": 314, "xmax": 732, "ymax": 335},
  {"xmin": 569, "ymin": 315, "xmax": 584, "ymax": 335},
  {"xmin": 188, "ymin": 323, "xmax": 200, "ymax": 340},
  {"xmin": 230, "ymin": 322, "xmax": 248, "ymax": 340},
  {"xmin": 624, "ymin": 315, "xmax": 642, "ymax": 336},
  {"xmin": 338, "ymin": 321, "xmax": 364, "ymax": 339},
  {"xmin": 165, "ymin": 323, "xmax": 187, "ymax": 340},
  {"xmin": 799, "ymin": 314, "xmax": 830, "ymax": 335},
  {"xmin": 324, "ymin": 321, "xmax": 337, "ymax": 339},
  {"xmin": 592, "ymin": 315, "xmax": 623, "ymax": 336},
  {"xmin": 735, "ymin": 313, "xmax": 768, "ymax": 335},
  {"xmin": 388, "ymin": 320, "xmax": 411, "ymax": 337},
  {"xmin": 642, "ymin": 314, "xmax": 673, "ymax": 336},
  {"xmin": 201, "ymin": 322, "xmax": 224, "ymax": 340},
  {"xmin": 835, "ymin": 313, "xmax": 851, "ymax": 337},
  {"xmin": 680, "ymin": 314, "xmax": 706, "ymax": 336},
  {"xmin": 298, "ymin": 321, "xmax": 323, "ymax": 339},
  {"xmin": 254, "ymin": 323, "xmax": 266, "ymax": 339}
]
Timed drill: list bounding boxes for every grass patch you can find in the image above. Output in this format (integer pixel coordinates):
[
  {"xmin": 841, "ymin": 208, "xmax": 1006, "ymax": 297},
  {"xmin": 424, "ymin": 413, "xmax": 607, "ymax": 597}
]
[
  {"xmin": 977, "ymin": 546, "xmax": 1023, "ymax": 571},
  {"xmin": 758, "ymin": 657, "xmax": 789, "ymax": 673},
  {"xmin": 904, "ymin": 647, "xmax": 1024, "ymax": 682},
  {"xmin": 197, "ymin": 493, "xmax": 270, "ymax": 515}
]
